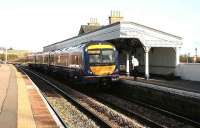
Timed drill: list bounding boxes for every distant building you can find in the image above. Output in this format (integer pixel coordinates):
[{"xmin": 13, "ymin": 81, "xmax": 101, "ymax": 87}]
[
  {"xmin": 192, "ymin": 55, "xmax": 200, "ymax": 63},
  {"xmin": 7, "ymin": 49, "xmax": 30, "ymax": 58},
  {"xmin": 0, "ymin": 47, "xmax": 5, "ymax": 54},
  {"xmin": 180, "ymin": 54, "xmax": 200, "ymax": 63},
  {"xmin": 0, "ymin": 48, "xmax": 30, "ymax": 62}
]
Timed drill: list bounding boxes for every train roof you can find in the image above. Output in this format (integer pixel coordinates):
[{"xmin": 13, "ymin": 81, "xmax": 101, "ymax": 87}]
[
  {"xmin": 34, "ymin": 41, "xmax": 115, "ymax": 55},
  {"xmin": 53, "ymin": 41, "xmax": 112, "ymax": 52}
]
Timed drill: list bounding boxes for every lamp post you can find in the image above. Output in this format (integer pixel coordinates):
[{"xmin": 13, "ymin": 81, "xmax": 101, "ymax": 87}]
[
  {"xmin": 4, "ymin": 48, "xmax": 7, "ymax": 64},
  {"xmin": 187, "ymin": 53, "xmax": 190, "ymax": 63},
  {"xmin": 195, "ymin": 48, "xmax": 197, "ymax": 63}
]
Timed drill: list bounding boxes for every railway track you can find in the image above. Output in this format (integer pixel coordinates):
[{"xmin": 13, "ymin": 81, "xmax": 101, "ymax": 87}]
[
  {"xmin": 19, "ymin": 67, "xmax": 147, "ymax": 128},
  {"xmin": 113, "ymin": 79, "xmax": 200, "ymax": 127},
  {"xmin": 20, "ymin": 67, "xmax": 104, "ymax": 128},
  {"xmin": 92, "ymin": 93, "xmax": 199, "ymax": 128},
  {"xmin": 19, "ymin": 66, "xmax": 199, "ymax": 128},
  {"xmin": 18, "ymin": 67, "xmax": 70, "ymax": 128},
  {"xmin": 119, "ymin": 95, "xmax": 200, "ymax": 127}
]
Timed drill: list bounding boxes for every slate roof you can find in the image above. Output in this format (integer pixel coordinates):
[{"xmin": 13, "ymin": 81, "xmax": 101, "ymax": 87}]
[
  {"xmin": 78, "ymin": 25, "xmax": 102, "ymax": 35},
  {"xmin": 44, "ymin": 21, "xmax": 182, "ymax": 52}
]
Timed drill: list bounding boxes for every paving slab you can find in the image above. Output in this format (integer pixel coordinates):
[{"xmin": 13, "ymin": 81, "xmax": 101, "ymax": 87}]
[
  {"xmin": 18, "ymin": 67, "xmax": 59, "ymax": 128},
  {"xmin": 16, "ymin": 66, "xmax": 36, "ymax": 128},
  {"xmin": 0, "ymin": 65, "xmax": 17, "ymax": 128},
  {"xmin": 0, "ymin": 65, "xmax": 59, "ymax": 128},
  {"xmin": 120, "ymin": 75, "xmax": 200, "ymax": 93}
]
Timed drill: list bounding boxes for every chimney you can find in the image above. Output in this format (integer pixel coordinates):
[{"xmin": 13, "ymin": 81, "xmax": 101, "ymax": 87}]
[
  {"xmin": 87, "ymin": 18, "xmax": 100, "ymax": 26},
  {"xmin": 109, "ymin": 10, "xmax": 123, "ymax": 24}
]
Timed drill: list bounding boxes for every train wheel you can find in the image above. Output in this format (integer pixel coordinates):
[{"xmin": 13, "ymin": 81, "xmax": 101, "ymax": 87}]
[{"xmin": 98, "ymin": 79, "xmax": 111, "ymax": 90}]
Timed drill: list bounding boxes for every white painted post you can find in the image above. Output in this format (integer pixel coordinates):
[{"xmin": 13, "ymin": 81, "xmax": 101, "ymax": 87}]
[
  {"xmin": 175, "ymin": 47, "xmax": 181, "ymax": 76},
  {"xmin": 144, "ymin": 47, "xmax": 151, "ymax": 80},
  {"xmin": 176, "ymin": 47, "xmax": 180, "ymax": 65},
  {"xmin": 126, "ymin": 52, "xmax": 130, "ymax": 76}
]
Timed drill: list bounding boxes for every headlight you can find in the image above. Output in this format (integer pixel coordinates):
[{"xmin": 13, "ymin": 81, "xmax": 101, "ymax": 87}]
[{"xmin": 88, "ymin": 71, "xmax": 93, "ymax": 74}]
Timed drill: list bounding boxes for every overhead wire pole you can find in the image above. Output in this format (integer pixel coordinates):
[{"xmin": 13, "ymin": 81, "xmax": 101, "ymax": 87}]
[{"xmin": 5, "ymin": 48, "xmax": 7, "ymax": 64}]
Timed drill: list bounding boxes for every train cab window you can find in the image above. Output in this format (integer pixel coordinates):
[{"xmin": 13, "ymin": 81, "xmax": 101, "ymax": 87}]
[
  {"xmin": 88, "ymin": 49, "xmax": 115, "ymax": 64},
  {"xmin": 89, "ymin": 54, "xmax": 101, "ymax": 63},
  {"xmin": 102, "ymin": 49, "xmax": 115, "ymax": 63},
  {"xmin": 88, "ymin": 50, "xmax": 101, "ymax": 64}
]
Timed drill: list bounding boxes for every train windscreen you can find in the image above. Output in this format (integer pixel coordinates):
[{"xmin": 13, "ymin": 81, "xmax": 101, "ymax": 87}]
[{"xmin": 88, "ymin": 49, "xmax": 115, "ymax": 65}]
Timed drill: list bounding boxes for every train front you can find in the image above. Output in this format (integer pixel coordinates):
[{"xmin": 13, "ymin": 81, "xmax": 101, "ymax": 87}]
[{"xmin": 83, "ymin": 42, "xmax": 119, "ymax": 85}]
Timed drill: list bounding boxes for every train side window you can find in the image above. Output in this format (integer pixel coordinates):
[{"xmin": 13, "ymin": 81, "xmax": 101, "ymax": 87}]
[
  {"xmin": 58, "ymin": 55, "xmax": 60, "ymax": 64},
  {"xmin": 75, "ymin": 56, "xmax": 78, "ymax": 65},
  {"xmin": 50, "ymin": 54, "xmax": 54, "ymax": 65},
  {"xmin": 55, "ymin": 54, "xmax": 58, "ymax": 65},
  {"xmin": 65, "ymin": 54, "xmax": 69, "ymax": 66}
]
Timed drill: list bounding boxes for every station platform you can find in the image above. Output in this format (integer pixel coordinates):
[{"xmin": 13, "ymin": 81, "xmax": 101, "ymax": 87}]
[
  {"xmin": 120, "ymin": 75, "xmax": 200, "ymax": 93},
  {"xmin": 0, "ymin": 64, "xmax": 59, "ymax": 128}
]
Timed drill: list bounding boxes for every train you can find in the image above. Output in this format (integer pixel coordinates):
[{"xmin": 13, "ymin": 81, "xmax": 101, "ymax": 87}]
[{"xmin": 28, "ymin": 41, "xmax": 119, "ymax": 85}]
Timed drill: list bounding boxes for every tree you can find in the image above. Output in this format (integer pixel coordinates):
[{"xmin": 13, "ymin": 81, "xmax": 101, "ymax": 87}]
[{"xmin": 180, "ymin": 54, "xmax": 187, "ymax": 63}]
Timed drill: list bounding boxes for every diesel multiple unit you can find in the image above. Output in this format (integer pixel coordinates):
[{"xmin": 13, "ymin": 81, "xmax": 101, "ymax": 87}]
[{"xmin": 28, "ymin": 42, "xmax": 119, "ymax": 85}]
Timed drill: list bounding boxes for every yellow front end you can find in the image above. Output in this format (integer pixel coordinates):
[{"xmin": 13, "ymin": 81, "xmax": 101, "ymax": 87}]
[
  {"xmin": 90, "ymin": 65, "xmax": 116, "ymax": 76},
  {"xmin": 86, "ymin": 43, "xmax": 116, "ymax": 76}
]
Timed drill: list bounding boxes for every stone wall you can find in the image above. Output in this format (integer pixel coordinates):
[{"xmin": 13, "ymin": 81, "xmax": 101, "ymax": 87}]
[{"xmin": 177, "ymin": 63, "xmax": 200, "ymax": 81}]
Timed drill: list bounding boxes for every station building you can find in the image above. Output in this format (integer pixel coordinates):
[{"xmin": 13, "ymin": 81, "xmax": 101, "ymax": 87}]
[{"xmin": 43, "ymin": 11, "xmax": 182, "ymax": 79}]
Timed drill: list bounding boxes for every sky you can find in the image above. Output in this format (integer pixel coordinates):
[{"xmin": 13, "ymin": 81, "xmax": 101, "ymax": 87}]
[{"xmin": 0, "ymin": 0, "xmax": 199, "ymax": 55}]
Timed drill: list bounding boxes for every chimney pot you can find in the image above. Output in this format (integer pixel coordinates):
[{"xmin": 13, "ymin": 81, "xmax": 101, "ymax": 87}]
[
  {"xmin": 88, "ymin": 18, "xmax": 100, "ymax": 26},
  {"xmin": 109, "ymin": 10, "xmax": 123, "ymax": 24}
]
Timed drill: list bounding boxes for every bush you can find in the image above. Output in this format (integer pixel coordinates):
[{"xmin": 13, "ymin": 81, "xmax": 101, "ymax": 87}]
[{"xmin": 165, "ymin": 72, "xmax": 176, "ymax": 80}]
